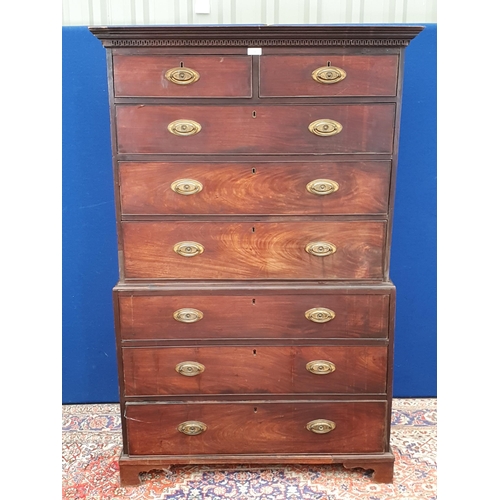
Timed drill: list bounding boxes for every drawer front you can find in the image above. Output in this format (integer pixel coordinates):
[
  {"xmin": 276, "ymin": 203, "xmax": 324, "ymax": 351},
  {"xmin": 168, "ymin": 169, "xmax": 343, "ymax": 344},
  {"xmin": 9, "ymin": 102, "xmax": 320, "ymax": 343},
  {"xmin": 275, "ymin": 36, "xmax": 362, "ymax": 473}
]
[
  {"xmin": 125, "ymin": 401, "xmax": 387, "ymax": 455},
  {"xmin": 122, "ymin": 346, "xmax": 388, "ymax": 396},
  {"xmin": 260, "ymin": 55, "xmax": 399, "ymax": 97},
  {"xmin": 119, "ymin": 161, "xmax": 391, "ymax": 216},
  {"xmin": 121, "ymin": 221, "xmax": 386, "ymax": 280},
  {"xmin": 113, "ymin": 55, "xmax": 252, "ymax": 98},
  {"xmin": 118, "ymin": 293, "xmax": 390, "ymax": 340},
  {"xmin": 115, "ymin": 104, "xmax": 395, "ymax": 154}
]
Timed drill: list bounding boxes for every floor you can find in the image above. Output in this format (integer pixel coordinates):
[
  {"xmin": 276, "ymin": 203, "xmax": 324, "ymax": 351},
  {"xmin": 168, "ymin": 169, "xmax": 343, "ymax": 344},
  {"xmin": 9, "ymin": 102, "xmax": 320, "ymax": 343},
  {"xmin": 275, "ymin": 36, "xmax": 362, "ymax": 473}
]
[{"xmin": 62, "ymin": 398, "xmax": 436, "ymax": 499}]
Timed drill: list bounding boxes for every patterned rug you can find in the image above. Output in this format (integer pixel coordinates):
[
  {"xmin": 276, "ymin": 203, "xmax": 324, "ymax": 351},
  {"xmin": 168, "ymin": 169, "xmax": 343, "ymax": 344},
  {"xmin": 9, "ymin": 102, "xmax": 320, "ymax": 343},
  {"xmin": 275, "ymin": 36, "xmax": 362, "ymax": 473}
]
[{"xmin": 62, "ymin": 399, "xmax": 436, "ymax": 499}]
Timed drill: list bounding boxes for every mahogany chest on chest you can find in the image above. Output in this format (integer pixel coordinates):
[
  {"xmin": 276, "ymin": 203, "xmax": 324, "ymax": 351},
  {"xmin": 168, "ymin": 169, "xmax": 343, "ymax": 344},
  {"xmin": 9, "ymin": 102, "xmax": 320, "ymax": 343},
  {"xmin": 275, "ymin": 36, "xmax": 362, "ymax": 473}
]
[{"xmin": 90, "ymin": 25, "xmax": 422, "ymax": 485}]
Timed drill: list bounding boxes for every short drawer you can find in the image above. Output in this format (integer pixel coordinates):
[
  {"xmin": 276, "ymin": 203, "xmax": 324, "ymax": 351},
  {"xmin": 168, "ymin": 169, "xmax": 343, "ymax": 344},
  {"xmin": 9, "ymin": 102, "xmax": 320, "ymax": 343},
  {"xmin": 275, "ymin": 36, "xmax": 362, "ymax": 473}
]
[
  {"xmin": 125, "ymin": 401, "xmax": 387, "ymax": 455},
  {"xmin": 117, "ymin": 292, "xmax": 390, "ymax": 341},
  {"xmin": 259, "ymin": 55, "xmax": 399, "ymax": 97},
  {"xmin": 122, "ymin": 345, "xmax": 387, "ymax": 396},
  {"xmin": 121, "ymin": 220, "xmax": 386, "ymax": 280},
  {"xmin": 119, "ymin": 161, "xmax": 391, "ymax": 216},
  {"xmin": 113, "ymin": 55, "xmax": 252, "ymax": 98},
  {"xmin": 115, "ymin": 104, "xmax": 395, "ymax": 155}
]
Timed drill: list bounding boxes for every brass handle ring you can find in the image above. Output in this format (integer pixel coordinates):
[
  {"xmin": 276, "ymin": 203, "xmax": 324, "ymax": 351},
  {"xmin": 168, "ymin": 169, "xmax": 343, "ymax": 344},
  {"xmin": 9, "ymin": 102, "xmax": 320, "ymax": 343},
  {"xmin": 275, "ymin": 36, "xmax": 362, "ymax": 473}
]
[
  {"xmin": 305, "ymin": 241, "xmax": 336, "ymax": 257},
  {"xmin": 311, "ymin": 66, "xmax": 346, "ymax": 84},
  {"xmin": 306, "ymin": 419, "xmax": 336, "ymax": 434},
  {"xmin": 177, "ymin": 421, "xmax": 207, "ymax": 435},
  {"xmin": 175, "ymin": 361, "xmax": 205, "ymax": 377},
  {"xmin": 165, "ymin": 67, "xmax": 200, "ymax": 85},
  {"xmin": 173, "ymin": 241, "xmax": 204, "ymax": 257}
]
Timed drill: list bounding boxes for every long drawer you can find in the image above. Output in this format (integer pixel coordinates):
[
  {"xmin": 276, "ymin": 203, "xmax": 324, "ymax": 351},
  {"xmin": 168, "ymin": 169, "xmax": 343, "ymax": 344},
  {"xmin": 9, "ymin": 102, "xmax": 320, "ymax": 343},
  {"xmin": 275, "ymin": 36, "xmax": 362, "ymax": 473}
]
[
  {"xmin": 122, "ymin": 345, "xmax": 387, "ymax": 396},
  {"xmin": 121, "ymin": 220, "xmax": 386, "ymax": 280},
  {"xmin": 119, "ymin": 161, "xmax": 391, "ymax": 216},
  {"xmin": 116, "ymin": 292, "xmax": 390, "ymax": 340},
  {"xmin": 125, "ymin": 401, "xmax": 387, "ymax": 455},
  {"xmin": 115, "ymin": 104, "xmax": 395, "ymax": 155}
]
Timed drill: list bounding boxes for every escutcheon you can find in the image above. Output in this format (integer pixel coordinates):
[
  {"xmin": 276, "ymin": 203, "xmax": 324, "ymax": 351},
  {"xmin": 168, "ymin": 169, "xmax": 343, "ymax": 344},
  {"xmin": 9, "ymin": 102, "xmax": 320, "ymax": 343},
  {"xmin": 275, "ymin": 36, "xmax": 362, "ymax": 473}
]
[
  {"xmin": 177, "ymin": 421, "xmax": 207, "ymax": 435},
  {"xmin": 168, "ymin": 119, "xmax": 202, "ymax": 136},
  {"xmin": 311, "ymin": 65, "xmax": 347, "ymax": 84},
  {"xmin": 175, "ymin": 361, "xmax": 205, "ymax": 377},
  {"xmin": 305, "ymin": 241, "xmax": 336, "ymax": 257},
  {"xmin": 173, "ymin": 308, "xmax": 204, "ymax": 323},
  {"xmin": 306, "ymin": 360, "xmax": 336, "ymax": 375},
  {"xmin": 306, "ymin": 419, "xmax": 336, "ymax": 434},
  {"xmin": 171, "ymin": 179, "xmax": 203, "ymax": 195},
  {"xmin": 308, "ymin": 119, "xmax": 343, "ymax": 137},
  {"xmin": 306, "ymin": 179, "xmax": 339, "ymax": 196},
  {"xmin": 165, "ymin": 66, "xmax": 200, "ymax": 85},
  {"xmin": 173, "ymin": 241, "xmax": 204, "ymax": 257}
]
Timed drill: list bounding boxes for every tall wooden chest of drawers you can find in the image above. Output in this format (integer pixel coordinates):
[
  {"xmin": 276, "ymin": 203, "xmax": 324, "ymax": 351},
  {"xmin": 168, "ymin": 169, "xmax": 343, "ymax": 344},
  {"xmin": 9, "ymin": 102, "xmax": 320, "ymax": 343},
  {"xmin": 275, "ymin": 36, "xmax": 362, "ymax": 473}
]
[{"xmin": 90, "ymin": 25, "xmax": 423, "ymax": 486}]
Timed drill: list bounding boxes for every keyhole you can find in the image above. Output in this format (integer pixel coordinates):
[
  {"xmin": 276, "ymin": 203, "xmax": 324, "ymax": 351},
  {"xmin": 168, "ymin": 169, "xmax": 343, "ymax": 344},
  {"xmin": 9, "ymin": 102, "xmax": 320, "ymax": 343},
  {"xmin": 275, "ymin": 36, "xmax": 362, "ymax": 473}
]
[
  {"xmin": 253, "ymin": 349, "xmax": 257, "ymax": 356},
  {"xmin": 252, "ymin": 110, "xmax": 257, "ymax": 118},
  {"xmin": 252, "ymin": 168, "xmax": 256, "ymax": 174},
  {"xmin": 327, "ymin": 61, "xmax": 331, "ymax": 66},
  {"xmin": 252, "ymin": 227, "xmax": 255, "ymax": 233},
  {"xmin": 180, "ymin": 61, "xmax": 184, "ymax": 67},
  {"xmin": 252, "ymin": 298, "xmax": 256, "ymax": 305},
  {"xmin": 254, "ymin": 407, "xmax": 258, "ymax": 413}
]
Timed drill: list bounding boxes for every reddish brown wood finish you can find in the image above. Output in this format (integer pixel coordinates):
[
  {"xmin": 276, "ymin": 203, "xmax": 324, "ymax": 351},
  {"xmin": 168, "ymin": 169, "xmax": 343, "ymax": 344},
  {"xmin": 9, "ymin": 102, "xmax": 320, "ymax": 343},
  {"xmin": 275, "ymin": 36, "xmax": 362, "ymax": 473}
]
[
  {"xmin": 124, "ymin": 401, "xmax": 387, "ymax": 455},
  {"xmin": 115, "ymin": 104, "xmax": 395, "ymax": 155},
  {"xmin": 119, "ymin": 161, "xmax": 391, "ymax": 216},
  {"xmin": 121, "ymin": 220, "xmax": 386, "ymax": 280},
  {"xmin": 259, "ymin": 55, "xmax": 399, "ymax": 97},
  {"xmin": 117, "ymin": 293, "xmax": 390, "ymax": 340},
  {"xmin": 118, "ymin": 451, "xmax": 395, "ymax": 486},
  {"xmin": 113, "ymin": 55, "xmax": 252, "ymax": 98},
  {"xmin": 122, "ymin": 345, "xmax": 388, "ymax": 395},
  {"xmin": 89, "ymin": 25, "xmax": 423, "ymax": 484}
]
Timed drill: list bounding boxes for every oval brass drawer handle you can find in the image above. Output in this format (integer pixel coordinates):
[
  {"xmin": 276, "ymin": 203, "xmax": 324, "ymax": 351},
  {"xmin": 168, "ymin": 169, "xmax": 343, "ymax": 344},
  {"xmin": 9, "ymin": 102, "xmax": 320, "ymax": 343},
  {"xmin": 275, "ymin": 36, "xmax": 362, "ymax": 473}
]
[
  {"xmin": 173, "ymin": 241, "xmax": 204, "ymax": 257},
  {"xmin": 175, "ymin": 361, "xmax": 205, "ymax": 377},
  {"xmin": 173, "ymin": 308, "xmax": 204, "ymax": 323},
  {"xmin": 177, "ymin": 420, "xmax": 207, "ymax": 435},
  {"xmin": 306, "ymin": 419, "xmax": 336, "ymax": 434},
  {"xmin": 311, "ymin": 65, "xmax": 346, "ymax": 84},
  {"xmin": 308, "ymin": 119, "xmax": 342, "ymax": 137},
  {"xmin": 306, "ymin": 360, "xmax": 336, "ymax": 375},
  {"xmin": 305, "ymin": 307, "xmax": 336, "ymax": 323},
  {"xmin": 165, "ymin": 66, "xmax": 200, "ymax": 85},
  {"xmin": 306, "ymin": 179, "xmax": 339, "ymax": 196},
  {"xmin": 168, "ymin": 119, "xmax": 202, "ymax": 136},
  {"xmin": 305, "ymin": 241, "xmax": 336, "ymax": 257},
  {"xmin": 171, "ymin": 178, "xmax": 203, "ymax": 195}
]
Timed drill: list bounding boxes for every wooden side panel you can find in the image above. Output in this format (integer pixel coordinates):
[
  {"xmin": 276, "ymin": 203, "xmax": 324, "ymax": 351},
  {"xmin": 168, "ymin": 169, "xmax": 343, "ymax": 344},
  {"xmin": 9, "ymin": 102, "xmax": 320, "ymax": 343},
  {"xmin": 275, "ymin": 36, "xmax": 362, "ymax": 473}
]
[
  {"xmin": 125, "ymin": 401, "xmax": 387, "ymax": 454},
  {"xmin": 118, "ymin": 293, "xmax": 390, "ymax": 340},
  {"xmin": 121, "ymin": 221, "xmax": 386, "ymax": 280},
  {"xmin": 113, "ymin": 55, "xmax": 252, "ymax": 98},
  {"xmin": 260, "ymin": 55, "xmax": 398, "ymax": 97},
  {"xmin": 115, "ymin": 104, "xmax": 395, "ymax": 154},
  {"xmin": 119, "ymin": 161, "xmax": 391, "ymax": 216}
]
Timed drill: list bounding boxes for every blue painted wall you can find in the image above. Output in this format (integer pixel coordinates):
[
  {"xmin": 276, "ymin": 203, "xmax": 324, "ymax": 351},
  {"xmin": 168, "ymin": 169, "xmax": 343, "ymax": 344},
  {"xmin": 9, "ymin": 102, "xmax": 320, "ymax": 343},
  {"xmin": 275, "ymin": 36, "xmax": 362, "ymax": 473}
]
[{"xmin": 62, "ymin": 25, "xmax": 436, "ymax": 403}]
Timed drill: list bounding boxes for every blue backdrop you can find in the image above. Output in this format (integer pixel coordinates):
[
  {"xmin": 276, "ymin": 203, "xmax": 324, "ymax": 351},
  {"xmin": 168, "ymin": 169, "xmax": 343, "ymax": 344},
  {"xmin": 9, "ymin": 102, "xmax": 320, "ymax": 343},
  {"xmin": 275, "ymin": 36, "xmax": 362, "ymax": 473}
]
[{"xmin": 62, "ymin": 25, "xmax": 436, "ymax": 403}]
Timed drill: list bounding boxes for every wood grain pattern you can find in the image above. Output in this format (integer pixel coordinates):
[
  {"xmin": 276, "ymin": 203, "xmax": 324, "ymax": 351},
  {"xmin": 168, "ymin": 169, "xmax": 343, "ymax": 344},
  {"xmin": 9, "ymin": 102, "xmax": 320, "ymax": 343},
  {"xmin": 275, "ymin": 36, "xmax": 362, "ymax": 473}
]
[
  {"xmin": 119, "ymin": 161, "xmax": 391, "ymax": 216},
  {"xmin": 122, "ymin": 345, "xmax": 387, "ymax": 396},
  {"xmin": 115, "ymin": 104, "xmax": 395, "ymax": 155},
  {"xmin": 117, "ymin": 293, "xmax": 390, "ymax": 340},
  {"xmin": 121, "ymin": 221, "xmax": 386, "ymax": 280},
  {"xmin": 113, "ymin": 55, "xmax": 252, "ymax": 98},
  {"xmin": 124, "ymin": 401, "xmax": 387, "ymax": 455},
  {"xmin": 259, "ymin": 55, "xmax": 398, "ymax": 97}
]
